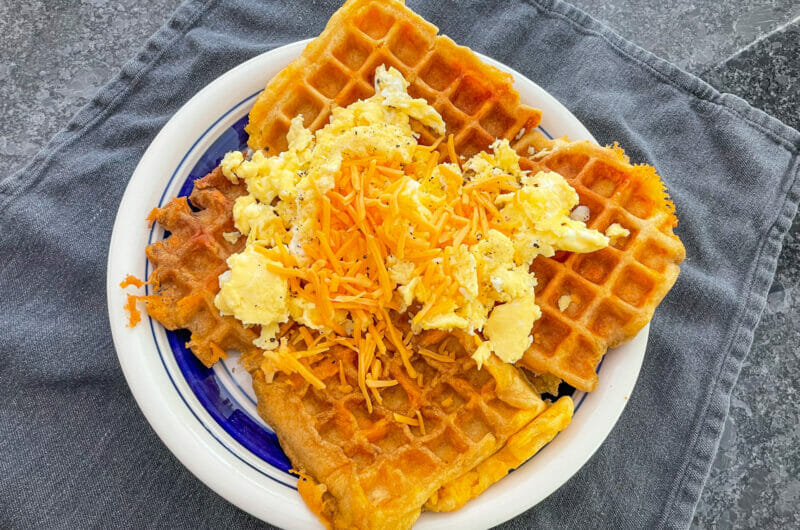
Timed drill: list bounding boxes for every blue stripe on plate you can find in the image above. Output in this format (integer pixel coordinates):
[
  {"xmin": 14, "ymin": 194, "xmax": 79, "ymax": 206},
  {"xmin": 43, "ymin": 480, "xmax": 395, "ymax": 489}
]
[
  {"xmin": 144, "ymin": 92, "xmax": 297, "ymax": 489},
  {"xmin": 167, "ymin": 329, "xmax": 292, "ymax": 473},
  {"xmin": 218, "ymin": 356, "xmax": 260, "ymax": 409}
]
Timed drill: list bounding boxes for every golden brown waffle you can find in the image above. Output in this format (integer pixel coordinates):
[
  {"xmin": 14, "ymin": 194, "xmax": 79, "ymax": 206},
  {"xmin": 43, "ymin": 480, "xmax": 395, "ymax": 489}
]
[
  {"xmin": 245, "ymin": 0, "xmax": 542, "ymax": 158},
  {"xmin": 251, "ymin": 330, "xmax": 547, "ymax": 529},
  {"xmin": 512, "ymin": 139, "xmax": 685, "ymax": 391},
  {"xmin": 143, "ymin": 168, "xmax": 262, "ymax": 369},
  {"xmin": 426, "ymin": 395, "xmax": 573, "ymax": 512}
]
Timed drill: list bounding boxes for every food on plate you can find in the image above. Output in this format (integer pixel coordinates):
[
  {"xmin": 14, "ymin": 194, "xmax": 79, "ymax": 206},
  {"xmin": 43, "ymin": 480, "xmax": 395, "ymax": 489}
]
[
  {"xmin": 252, "ymin": 326, "xmax": 566, "ymax": 528},
  {"xmin": 122, "ymin": 0, "xmax": 685, "ymax": 527},
  {"xmin": 515, "ymin": 138, "xmax": 684, "ymax": 391},
  {"xmin": 425, "ymin": 395, "xmax": 573, "ymax": 512},
  {"xmin": 142, "ymin": 165, "xmax": 575, "ymax": 529},
  {"xmin": 216, "ymin": 65, "xmax": 608, "ymax": 371}
]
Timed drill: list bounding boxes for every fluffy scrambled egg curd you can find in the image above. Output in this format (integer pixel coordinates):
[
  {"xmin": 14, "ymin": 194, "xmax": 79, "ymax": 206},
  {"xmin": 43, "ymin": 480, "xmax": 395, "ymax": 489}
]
[{"xmin": 214, "ymin": 65, "xmax": 608, "ymax": 376}]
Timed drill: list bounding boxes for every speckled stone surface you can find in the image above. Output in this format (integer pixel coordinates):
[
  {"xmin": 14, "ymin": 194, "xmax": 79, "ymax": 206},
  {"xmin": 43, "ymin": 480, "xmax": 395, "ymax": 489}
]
[
  {"xmin": 0, "ymin": 0, "xmax": 182, "ymax": 169},
  {"xmin": 570, "ymin": 0, "xmax": 800, "ymax": 72},
  {"xmin": 703, "ymin": 21, "xmax": 800, "ymax": 131},
  {"xmin": 2, "ymin": 1, "xmax": 798, "ymax": 528}
]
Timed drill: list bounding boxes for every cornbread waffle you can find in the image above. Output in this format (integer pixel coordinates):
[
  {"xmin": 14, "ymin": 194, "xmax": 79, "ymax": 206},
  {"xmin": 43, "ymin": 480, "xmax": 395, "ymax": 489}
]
[
  {"xmin": 512, "ymin": 138, "xmax": 685, "ymax": 391},
  {"xmin": 426, "ymin": 395, "xmax": 573, "ymax": 512},
  {"xmin": 252, "ymin": 328, "xmax": 549, "ymax": 529},
  {"xmin": 246, "ymin": 0, "xmax": 542, "ymax": 158},
  {"xmin": 143, "ymin": 168, "xmax": 261, "ymax": 370}
]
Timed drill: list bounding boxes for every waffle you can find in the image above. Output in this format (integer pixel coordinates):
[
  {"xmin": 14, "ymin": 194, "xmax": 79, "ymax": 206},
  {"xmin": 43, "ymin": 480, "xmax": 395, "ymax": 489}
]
[
  {"xmin": 143, "ymin": 168, "xmax": 262, "ymax": 370},
  {"xmin": 245, "ymin": 0, "xmax": 542, "ymax": 158},
  {"xmin": 508, "ymin": 138, "xmax": 685, "ymax": 391},
  {"xmin": 251, "ymin": 330, "xmax": 547, "ymax": 529},
  {"xmin": 426, "ymin": 395, "xmax": 573, "ymax": 512}
]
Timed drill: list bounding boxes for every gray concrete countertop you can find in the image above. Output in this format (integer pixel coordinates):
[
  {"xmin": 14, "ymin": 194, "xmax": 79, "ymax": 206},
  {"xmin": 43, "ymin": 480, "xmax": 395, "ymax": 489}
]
[{"xmin": 2, "ymin": 0, "xmax": 797, "ymax": 527}]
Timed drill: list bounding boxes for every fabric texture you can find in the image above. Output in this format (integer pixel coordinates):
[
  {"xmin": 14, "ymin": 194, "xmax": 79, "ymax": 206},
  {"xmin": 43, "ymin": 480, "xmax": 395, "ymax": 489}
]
[{"xmin": 1, "ymin": 0, "xmax": 798, "ymax": 528}]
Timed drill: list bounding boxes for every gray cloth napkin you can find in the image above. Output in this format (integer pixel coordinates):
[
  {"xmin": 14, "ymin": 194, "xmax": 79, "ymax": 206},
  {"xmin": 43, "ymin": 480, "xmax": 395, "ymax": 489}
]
[{"xmin": 1, "ymin": 0, "xmax": 798, "ymax": 528}]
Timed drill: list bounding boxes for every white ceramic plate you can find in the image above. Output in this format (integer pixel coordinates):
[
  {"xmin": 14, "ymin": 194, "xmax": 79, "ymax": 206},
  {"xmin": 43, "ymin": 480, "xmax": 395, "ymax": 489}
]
[{"xmin": 106, "ymin": 39, "xmax": 647, "ymax": 529}]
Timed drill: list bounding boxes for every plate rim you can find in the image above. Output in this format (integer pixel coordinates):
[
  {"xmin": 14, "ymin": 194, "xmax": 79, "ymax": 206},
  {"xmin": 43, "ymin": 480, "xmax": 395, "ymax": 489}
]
[{"xmin": 106, "ymin": 38, "xmax": 647, "ymax": 529}]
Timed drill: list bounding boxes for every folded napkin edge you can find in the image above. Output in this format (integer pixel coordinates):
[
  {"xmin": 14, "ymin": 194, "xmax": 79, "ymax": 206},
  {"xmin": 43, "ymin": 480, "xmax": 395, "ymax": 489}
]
[{"xmin": 659, "ymin": 151, "xmax": 799, "ymax": 528}]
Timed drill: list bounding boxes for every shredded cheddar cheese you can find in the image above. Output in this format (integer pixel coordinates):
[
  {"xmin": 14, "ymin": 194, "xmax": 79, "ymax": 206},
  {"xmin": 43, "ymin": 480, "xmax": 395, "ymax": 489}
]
[
  {"xmin": 121, "ymin": 274, "xmax": 148, "ymax": 327},
  {"xmin": 393, "ymin": 412, "xmax": 419, "ymax": 427},
  {"xmin": 203, "ymin": 66, "xmax": 609, "ymax": 407},
  {"xmin": 119, "ymin": 274, "xmax": 146, "ymax": 289},
  {"xmin": 124, "ymin": 294, "xmax": 142, "ymax": 328}
]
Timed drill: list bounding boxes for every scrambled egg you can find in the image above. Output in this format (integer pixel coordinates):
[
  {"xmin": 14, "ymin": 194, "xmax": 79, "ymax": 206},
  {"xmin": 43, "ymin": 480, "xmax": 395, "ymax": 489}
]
[
  {"xmin": 215, "ymin": 246, "xmax": 288, "ymax": 349},
  {"xmin": 214, "ymin": 65, "xmax": 609, "ymax": 366},
  {"xmin": 557, "ymin": 294, "xmax": 573, "ymax": 312},
  {"xmin": 605, "ymin": 222, "xmax": 630, "ymax": 241}
]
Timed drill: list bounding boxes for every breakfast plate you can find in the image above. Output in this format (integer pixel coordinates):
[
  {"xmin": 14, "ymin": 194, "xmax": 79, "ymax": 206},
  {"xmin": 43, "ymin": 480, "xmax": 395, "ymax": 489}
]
[{"xmin": 106, "ymin": 39, "xmax": 648, "ymax": 529}]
